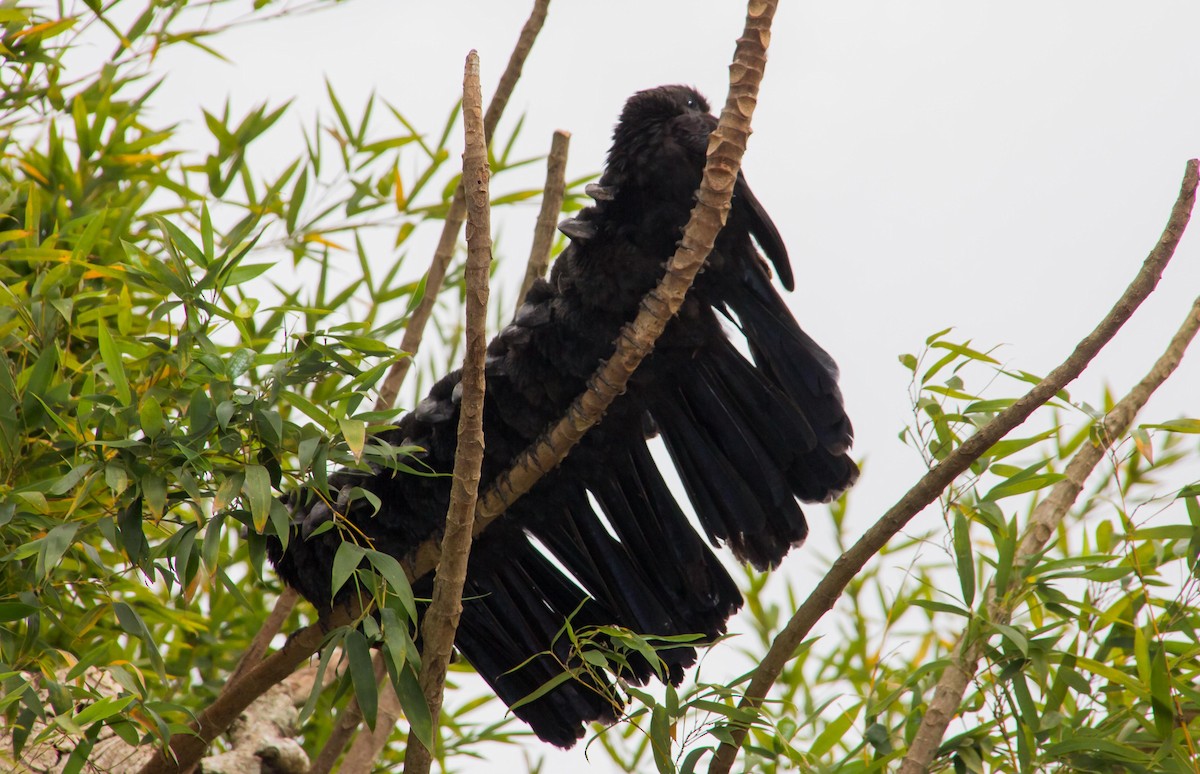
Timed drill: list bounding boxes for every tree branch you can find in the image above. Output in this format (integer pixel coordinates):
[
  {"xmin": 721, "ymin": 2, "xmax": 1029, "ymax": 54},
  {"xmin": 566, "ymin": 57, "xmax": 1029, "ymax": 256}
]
[
  {"xmin": 899, "ymin": 292, "xmax": 1200, "ymax": 773},
  {"xmin": 334, "ymin": 652, "xmax": 404, "ymax": 773},
  {"xmin": 401, "ymin": 49, "xmax": 492, "ymax": 774},
  {"xmin": 309, "ymin": 650, "xmax": 387, "ymax": 774},
  {"xmin": 374, "ymin": 0, "xmax": 551, "ymax": 412},
  {"xmin": 706, "ymin": 157, "xmax": 1199, "ymax": 774},
  {"xmin": 229, "ymin": 587, "xmax": 298, "ymax": 684},
  {"xmin": 137, "ymin": 604, "xmax": 359, "ymax": 774},
  {"xmin": 517, "ymin": 129, "xmax": 570, "ymax": 305}
]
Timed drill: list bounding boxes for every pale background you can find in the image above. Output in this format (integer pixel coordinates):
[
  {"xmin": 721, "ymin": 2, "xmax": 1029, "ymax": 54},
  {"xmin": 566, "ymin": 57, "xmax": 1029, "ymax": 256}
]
[{"xmin": 114, "ymin": 1, "xmax": 1200, "ymax": 768}]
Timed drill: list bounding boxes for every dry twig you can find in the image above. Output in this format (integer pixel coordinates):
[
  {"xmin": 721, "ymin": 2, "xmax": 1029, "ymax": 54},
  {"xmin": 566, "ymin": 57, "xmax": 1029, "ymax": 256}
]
[
  {"xmin": 706, "ymin": 158, "xmax": 1200, "ymax": 774},
  {"xmin": 400, "ymin": 49, "xmax": 492, "ymax": 774},
  {"xmin": 517, "ymin": 129, "xmax": 571, "ymax": 305},
  {"xmin": 374, "ymin": 0, "xmax": 551, "ymax": 412}
]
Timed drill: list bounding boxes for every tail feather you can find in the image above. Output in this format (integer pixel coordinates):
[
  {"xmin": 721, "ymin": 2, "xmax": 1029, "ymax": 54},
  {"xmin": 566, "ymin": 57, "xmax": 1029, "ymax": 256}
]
[
  {"xmin": 524, "ymin": 493, "xmax": 692, "ymax": 686},
  {"xmin": 733, "ymin": 175, "xmax": 793, "ymax": 291},
  {"xmin": 592, "ymin": 440, "xmax": 742, "ymax": 637},
  {"xmin": 454, "ymin": 537, "xmax": 621, "ymax": 748},
  {"xmin": 652, "ymin": 392, "xmax": 806, "ymax": 570},
  {"xmin": 725, "ymin": 270, "xmax": 855, "ymax": 461}
]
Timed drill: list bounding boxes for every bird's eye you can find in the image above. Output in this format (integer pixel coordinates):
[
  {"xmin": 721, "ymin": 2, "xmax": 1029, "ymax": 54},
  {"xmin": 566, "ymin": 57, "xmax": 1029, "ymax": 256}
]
[{"xmin": 685, "ymin": 97, "xmax": 698, "ymax": 109}]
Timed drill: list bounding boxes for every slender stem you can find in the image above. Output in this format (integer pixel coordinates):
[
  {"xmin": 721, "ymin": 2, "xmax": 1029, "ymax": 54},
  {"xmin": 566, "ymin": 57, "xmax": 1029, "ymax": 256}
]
[
  {"xmin": 517, "ymin": 129, "xmax": 571, "ymax": 305},
  {"xmin": 374, "ymin": 0, "xmax": 551, "ymax": 412},
  {"xmin": 401, "ymin": 49, "xmax": 492, "ymax": 774},
  {"xmin": 309, "ymin": 650, "xmax": 387, "ymax": 774},
  {"xmin": 706, "ymin": 158, "xmax": 1200, "ymax": 774},
  {"xmin": 229, "ymin": 587, "xmax": 298, "ymax": 683}
]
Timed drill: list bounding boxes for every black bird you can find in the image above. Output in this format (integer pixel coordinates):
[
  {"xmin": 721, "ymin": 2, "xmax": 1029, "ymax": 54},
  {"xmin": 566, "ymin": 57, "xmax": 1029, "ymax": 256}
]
[{"xmin": 269, "ymin": 85, "xmax": 857, "ymax": 748}]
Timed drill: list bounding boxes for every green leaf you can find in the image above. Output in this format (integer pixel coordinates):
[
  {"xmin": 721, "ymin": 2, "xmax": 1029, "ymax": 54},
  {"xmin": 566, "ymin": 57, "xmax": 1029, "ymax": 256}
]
[
  {"xmin": 142, "ymin": 474, "xmax": 167, "ymax": 519},
  {"xmin": 49, "ymin": 463, "xmax": 94, "ymax": 496},
  {"xmin": 242, "ymin": 464, "xmax": 272, "ymax": 533},
  {"xmin": 984, "ymin": 472, "xmax": 1065, "ymax": 501},
  {"xmin": 649, "ymin": 703, "xmax": 674, "ymax": 774},
  {"xmin": 1142, "ymin": 418, "xmax": 1200, "ymax": 434},
  {"xmin": 394, "ymin": 663, "xmax": 433, "ymax": 750},
  {"xmin": 139, "ymin": 395, "xmax": 164, "ymax": 438},
  {"xmin": 38, "ymin": 523, "xmax": 79, "ymax": 580},
  {"xmin": 331, "ymin": 541, "xmax": 365, "ymax": 599},
  {"xmin": 993, "ymin": 515, "xmax": 1018, "ymax": 597},
  {"xmin": 0, "ymin": 601, "xmax": 38, "ymax": 622},
  {"xmin": 508, "ymin": 670, "xmax": 574, "ymax": 712},
  {"xmin": 300, "ymin": 637, "xmax": 343, "ymax": 724},
  {"xmin": 113, "ymin": 601, "xmax": 165, "ymax": 679},
  {"xmin": 71, "ymin": 696, "xmax": 136, "ymax": 727},
  {"xmin": 224, "ymin": 262, "xmax": 274, "ymax": 286},
  {"xmin": 345, "ymin": 630, "xmax": 378, "ymax": 730},
  {"xmin": 340, "ymin": 417, "xmax": 366, "ymax": 461},
  {"xmin": 953, "ymin": 510, "xmax": 975, "ymax": 607},
  {"xmin": 96, "ymin": 320, "xmax": 131, "ymax": 405},
  {"xmin": 992, "ymin": 623, "xmax": 1029, "ymax": 657},
  {"xmin": 912, "ymin": 599, "xmax": 971, "ymax": 618},
  {"xmin": 810, "ymin": 702, "xmax": 861, "ymax": 758},
  {"xmin": 364, "ymin": 549, "xmax": 416, "ymax": 622}
]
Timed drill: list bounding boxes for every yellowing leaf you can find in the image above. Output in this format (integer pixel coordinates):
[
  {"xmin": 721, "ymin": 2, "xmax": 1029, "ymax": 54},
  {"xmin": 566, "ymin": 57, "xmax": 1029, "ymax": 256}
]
[
  {"xmin": 394, "ymin": 162, "xmax": 406, "ymax": 210},
  {"xmin": 303, "ymin": 233, "xmax": 348, "ymax": 251}
]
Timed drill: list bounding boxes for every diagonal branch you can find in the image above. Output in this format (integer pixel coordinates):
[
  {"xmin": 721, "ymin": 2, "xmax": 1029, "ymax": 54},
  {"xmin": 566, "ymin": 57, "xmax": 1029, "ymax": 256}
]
[
  {"xmin": 137, "ymin": 603, "xmax": 360, "ymax": 774},
  {"xmin": 706, "ymin": 157, "xmax": 1199, "ymax": 774},
  {"xmin": 400, "ymin": 49, "xmax": 493, "ymax": 774},
  {"xmin": 309, "ymin": 650, "xmax": 388, "ymax": 774},
  {"xmin": 375, "ymin": 0, "xmax": 551, "ymax": 412},
  {"xmin": 898, "ymin": 293, "xmax": 1200, "ymax": 773},
  {"xmin": 230, "ymin": 586, "xmax": 298, "ymax": 684}
]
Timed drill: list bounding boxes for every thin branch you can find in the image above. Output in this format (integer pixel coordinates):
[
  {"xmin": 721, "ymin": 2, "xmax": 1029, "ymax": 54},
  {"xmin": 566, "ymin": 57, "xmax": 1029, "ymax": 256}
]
[
  {"xmin": 706, "ymin": 157, "xmax": 1200, "ymax": 774},
  {"xmin": 309, "ymin": 650, "xmax": 387, "ymax": 774},
  {"xmin": 899, "ymin": 293, "xmax": 1200, "ymax": 773},
  {"xmin": 517, "ymin": 129, "xmax": 571, "ymax": 305},
  {"xmin": 137, "ymin": 604, "xmax": 360, "ymax": 774},
  {"xmin": 401, "ymin": 49, "xmax": 493, "ymax": 774},
  {"xmin": 230, "ymin": 587, "xmax": 298, "ymax": 683},
  {"xmin": 336, "ymin": 655, "xmax": 404, "ymax": 773},
  {"xmin": 374, "ymin": 0, "xmax": 551, "ymax": 412}
]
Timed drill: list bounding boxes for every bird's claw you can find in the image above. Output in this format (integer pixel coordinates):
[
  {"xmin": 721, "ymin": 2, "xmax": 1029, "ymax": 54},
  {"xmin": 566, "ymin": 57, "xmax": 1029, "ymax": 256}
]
[
  {"xmin": 585, "ymin": 183, "xmax": 616, "ymax": 201},
  {"xmin": 558, "ymin": 217, "xmax": 597, "ymax": 241}
]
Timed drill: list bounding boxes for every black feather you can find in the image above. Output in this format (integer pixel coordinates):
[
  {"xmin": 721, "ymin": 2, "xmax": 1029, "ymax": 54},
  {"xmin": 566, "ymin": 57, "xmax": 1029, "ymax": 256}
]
[{"xmin": 269, "ymin": 84, "xmax": 857, "ymax": 747}]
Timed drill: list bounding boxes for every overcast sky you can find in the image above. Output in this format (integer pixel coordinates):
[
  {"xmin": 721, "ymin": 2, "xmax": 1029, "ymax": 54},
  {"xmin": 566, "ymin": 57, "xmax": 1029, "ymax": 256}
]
[{"xmin": 134, "ymin": 1, "xmax": 1200, "ymax": 767}]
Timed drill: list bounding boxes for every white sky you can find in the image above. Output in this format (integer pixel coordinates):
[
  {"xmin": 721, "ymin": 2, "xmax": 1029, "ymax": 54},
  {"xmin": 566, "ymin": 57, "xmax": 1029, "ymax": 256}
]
[{"xmin": 126, "ymin": 1, "xmax": 1200, "ymax": 768}]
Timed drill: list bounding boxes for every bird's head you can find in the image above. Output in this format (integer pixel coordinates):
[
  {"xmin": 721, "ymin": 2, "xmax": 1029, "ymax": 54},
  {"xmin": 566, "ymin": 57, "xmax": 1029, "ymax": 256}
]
[
  {"xmin": 619, "ymin": 85, "xmax": 710, "ymax": 126},
  {"xmin": 607, "ymin": 85, "xmax": 713, "ymax": 171}
]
